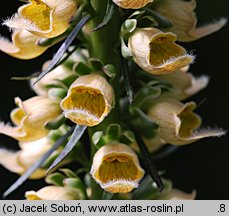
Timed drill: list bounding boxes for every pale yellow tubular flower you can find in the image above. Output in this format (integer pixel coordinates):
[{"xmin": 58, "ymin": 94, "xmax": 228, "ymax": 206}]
[
  {"xmin": 0, "ymin": 137, "xmax": 52, "ymax": 179},
  {"xmin": 154, "ymin": 0, "xmax": 227, "ymax": 42},
  {"xmin": 4, "ymin": 0, "xmax": 77, "ymax": 38},
  {"xmin": 61, "ymin": 74, "xmax": 114, "ymax": 127},
  {"xmin": 31, "ymin": 62, "xmax": 75, "ymax": 96},
  {"xmin": 160, "ymin": 189, "xmax": 197, "ymax": 200},
  {"xmin": 0, "ymin": 30, "xmax": 48, "ymax": 59},
  {"xmin": 0, "ymin": 96, "xmax": 62, "ymax": 142},
  {"xmin": 128, "ymin": 28, "xmax": 194, "ymax": 75},
  {"xmin": 113, "ymin": 0, "xmax": 153, "ymax": 9},
  {"xmin": 159, "ymin": 69, "xmax": 209, "ymax": 100},
  {"xmin": 148, "ymin": 98, "xmax": 225, "ymax": 145},
  {"xmin": 26, "ymin": 186, "xmax": 81, "ymax": 200},
  {"xmin": 90, "ymin": 143, "xmax": 145, "ymax": 193}
]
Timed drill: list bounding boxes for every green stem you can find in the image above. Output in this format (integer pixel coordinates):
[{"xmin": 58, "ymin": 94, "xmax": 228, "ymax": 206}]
[
  {"xmin": 87, "ymin": 0, "xmax": 121, "ymax": 199},
  {"xmin": 88, "ymin": 0, "xmax": 121, "ymax": 141},
  {"xmin": 89, "ymin": 0, "xmax": 121, "ymax": 127}
]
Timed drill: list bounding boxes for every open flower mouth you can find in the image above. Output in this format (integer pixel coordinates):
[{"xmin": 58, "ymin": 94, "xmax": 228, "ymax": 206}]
[
  {"xmin": 61, "ymin": 74, "xmax": 114, "ymax": 126},
  {"xmin": 69, "ymin": 88, "xmax": 106, "ymax": 118},
  {"xmin": 4, "ymin": 0, "xmax": 78, "ymax": 38},
  {"xmin": 19, "ymin": 0, "xmax": 52, "ymax": 32},
  {"xmin": 90, "ymin": 143, "xmax": 145, "ymax": 193},
  {"xmin": 98, "ymin": 155, "xmax": 139, "ymax": 183},
  {"xmin": 94, "ymin": 154, "xmax": 143, "ymax": 193},
  {"xmin": 177, "ymin": 103, "xmax": 201, "ymax": 138},
  {"xmin": 62, "ymin": 87, "xmax": 108, "ymax": 125},
  {"xmin": 101, "ymin": 180, "xmax": 139, "ymax": 193},
  {"xmin": 148, "ymin": 34, "xmax": 186, "ymax": 67}
]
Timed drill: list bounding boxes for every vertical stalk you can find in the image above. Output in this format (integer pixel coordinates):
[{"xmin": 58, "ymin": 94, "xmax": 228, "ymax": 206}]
[
  {"xmin": 87, "ymin": 0, "xmax": 121, "ymax": 199},
  {"xmin": 88, "ymin": 0, "xmax": 121, "ymax": 138}
]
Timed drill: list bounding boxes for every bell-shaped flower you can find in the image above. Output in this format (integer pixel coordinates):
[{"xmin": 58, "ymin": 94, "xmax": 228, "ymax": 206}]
[
  {"xmin": 61, "ymin": 74, "xmax": 114, "ymax": 126},
  {"xmin": 154, "ymin": 0, "xmax": 227, "ymax": 42},
  {"xmin": 0, "ymin": 30, "xmax": 48, "ymax": 59},
  {"xmin": 4, "ymin": 0, "xmax": 77, "ymax": 38},
  {"xmin": 26, "ymin": 186, "xmax": 81, "ymax": 200},
  {"xmin": 112, "ymin": 0, "xmax": 153, "ymax": 9},
  {"xmin": 0, "ymin": 137, "xmax": 53, "ymax": 179},
  {"xmin": 90, "ymin": 143, "xmax": 145, "ymax": 193},
  {"xmin": 159, "ymin": 68, "xmax": 209, "ymax": 100},
  {"xmin": 148, "ymin": 98, "xmax": 225, "ymax": 145},
  {"xmin": 128, "ymin": 28, "xmax": 193, "ymax": 75},
  {"xmin": 0, "ymin": 96, "xmax": 62, "ymax": 142}
]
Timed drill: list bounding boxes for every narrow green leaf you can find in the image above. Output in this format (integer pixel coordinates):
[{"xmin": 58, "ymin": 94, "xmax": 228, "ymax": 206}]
[
  {"xmin": 93, "ymin": 1, "xmax": 115, "ymax": 31},
  {"xmin": 51, "ymin": 46, "xmax": 78, "ymax": 70},
  {"xmin": 33, "ymin": 14, "xmax": 91, "ymax": 85},
  {"xmin": 131, "ymin": 126, "xmax": 163, "ymax": 192},
  {"xmin": 120, "ymin": 57, "xmax": 133, "ymax": 103},
  {"xmin": 46, "ymin": 125, "xmax": 87, "ymax": 174},
  {"xmin": 2, "ymin": 128, "xmax": 74, "ymax": 198}
]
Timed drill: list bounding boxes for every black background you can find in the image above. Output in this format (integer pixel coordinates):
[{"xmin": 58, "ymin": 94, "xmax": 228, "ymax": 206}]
[{"xmin": 0, "ymin": 0, "xmax": 229, "ymax": 199}]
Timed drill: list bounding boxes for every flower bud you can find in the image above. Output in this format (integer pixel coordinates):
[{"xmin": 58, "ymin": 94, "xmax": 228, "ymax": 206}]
[
  {"xmin": 159, "ymin": 68, "xmax": 209, "ymax": 100},
  {"xmin": 4, "ymin": 0, "xmax": 78, "ymax": 38},
  {"xmin": 113, "ymin": 0, "xmax": 153, "ymax": 9},
  {"xmin": 0, "ymin": 96, "xmax": 62, "ymax": 141},
  {"xmin": 128, "ymin": 28, "xmax": 193, "ymax": 75},
  {"xmin": 61, "ymin": 74, "xmax": 114, "ymax": 126},
  {"xmin": 148, "ymin": 98, "xmax": 225, "ymax": 145},
  {"xmin": 0, "ymin": 137, "xmax": 53, "ymax": 179},
  {"xmin": 26, "ymin": 186, "xmax": 81, "ymax": 200},
  {"xmin": 155, "ymin": 0, "xmax": 227, "ymax": 42},
  {"xmin": 90, "ymin": 143, "xmax": 144, "ymax": 193},
  {"xmin": 0, "ymin": 30, "xmax": 48, "ymax": 59}
]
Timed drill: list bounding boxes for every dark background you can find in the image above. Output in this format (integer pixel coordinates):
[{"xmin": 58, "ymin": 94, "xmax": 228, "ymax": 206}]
[{"xmin": 0, "ymin": 0, "xmax": 228, "ymax": 199}]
